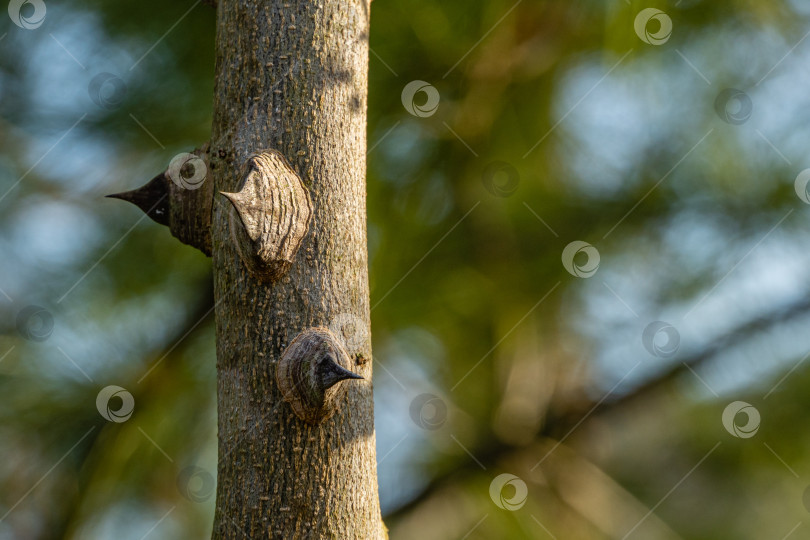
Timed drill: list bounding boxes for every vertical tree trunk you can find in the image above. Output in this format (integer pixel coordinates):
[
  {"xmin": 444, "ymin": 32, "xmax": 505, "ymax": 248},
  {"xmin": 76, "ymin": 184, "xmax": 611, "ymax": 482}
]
[{"xmin": 208, "ymin": 1, "xmax": 385, "ymax": 537}]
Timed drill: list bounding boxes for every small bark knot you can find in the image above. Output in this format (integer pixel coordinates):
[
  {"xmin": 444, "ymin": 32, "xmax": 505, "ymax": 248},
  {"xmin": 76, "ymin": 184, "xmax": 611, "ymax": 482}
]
[
  {"xmin": 276, "ymin": 327, "xmax": 363, "ymax": 424},
  {"xmin": 221, "ymin": 150, "xmax": 313, "ymax": 282}
]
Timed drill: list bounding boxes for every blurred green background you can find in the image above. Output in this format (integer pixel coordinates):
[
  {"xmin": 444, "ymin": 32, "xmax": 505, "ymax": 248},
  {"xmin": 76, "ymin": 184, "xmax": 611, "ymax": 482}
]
[{"xmin": 3, "ymin": 0, "xmax": 810, "ymax": 538}]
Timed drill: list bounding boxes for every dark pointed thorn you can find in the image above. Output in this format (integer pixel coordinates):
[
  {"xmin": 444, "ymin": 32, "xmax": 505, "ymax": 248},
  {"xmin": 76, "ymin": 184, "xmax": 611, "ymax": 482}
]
[
  {"xmin": 318, "ymin": 353, "xmax": 364, "ymax": 390},
  {"xmin": 106, "ymin": 173, "xmax": 170, "ymax": 226},
  {"xmin": 339, "ymin": 366, "xmax": 365, "ymax": 380}
]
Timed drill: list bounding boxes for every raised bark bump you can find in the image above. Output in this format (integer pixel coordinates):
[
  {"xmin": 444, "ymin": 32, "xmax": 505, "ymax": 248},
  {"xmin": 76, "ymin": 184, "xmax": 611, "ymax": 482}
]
[
  {"xmin": 276, "ymin": 326, "xmax": 363, "ymax": 424},
  {"xmin": 220, "ymin": 149, "xmax": 313, "ymax": 282}
]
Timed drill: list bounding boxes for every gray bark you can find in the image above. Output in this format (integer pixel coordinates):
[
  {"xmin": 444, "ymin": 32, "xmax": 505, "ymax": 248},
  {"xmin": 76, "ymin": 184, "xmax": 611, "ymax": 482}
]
[{"xmin": 208, "ymin": 1, "xmax": 385, "ymax": 538}]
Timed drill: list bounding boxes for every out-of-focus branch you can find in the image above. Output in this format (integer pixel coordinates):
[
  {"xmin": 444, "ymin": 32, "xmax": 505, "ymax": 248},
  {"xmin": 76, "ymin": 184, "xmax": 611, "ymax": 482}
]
[
  {"xmin": 386, "ymin": 294, "xmax": 810, "ymax": 522},
  {"xmin": 560, "ymin": 294, "xmax": 810, "ymax": 423}
]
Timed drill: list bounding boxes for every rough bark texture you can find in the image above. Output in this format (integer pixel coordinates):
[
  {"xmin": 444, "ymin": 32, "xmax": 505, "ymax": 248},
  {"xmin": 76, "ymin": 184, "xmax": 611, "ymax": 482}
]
[
  {"xmin": 165, "ymin": 145, "xmax": 214, "ymax": 255},
  {"xmin": 209, "ymin": 1, "xmax": 384, "ymax": 538}
]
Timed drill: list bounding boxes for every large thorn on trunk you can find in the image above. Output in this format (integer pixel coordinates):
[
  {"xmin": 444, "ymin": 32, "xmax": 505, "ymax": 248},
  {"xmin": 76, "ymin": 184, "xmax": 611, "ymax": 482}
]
[
  {"xmin": 107, "ymin": 144, "xmax": 214, "ymax": 256},
  {"xmin": 106, "ymin": 173, "xmax": 170, "ymax": 226}
]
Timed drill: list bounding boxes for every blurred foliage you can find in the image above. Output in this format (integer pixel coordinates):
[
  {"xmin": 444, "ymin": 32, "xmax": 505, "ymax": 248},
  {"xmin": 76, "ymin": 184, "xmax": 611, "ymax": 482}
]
[{"xmin": 2, "ymin": 0, "xmax": 810, "ymax": 538}]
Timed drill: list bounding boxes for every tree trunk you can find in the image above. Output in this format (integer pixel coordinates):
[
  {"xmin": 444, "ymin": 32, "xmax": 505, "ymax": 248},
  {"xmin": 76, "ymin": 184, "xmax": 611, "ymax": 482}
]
[{"xmin": 208, "ymin": 1, "xmax": 384, "ymax": 538}]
